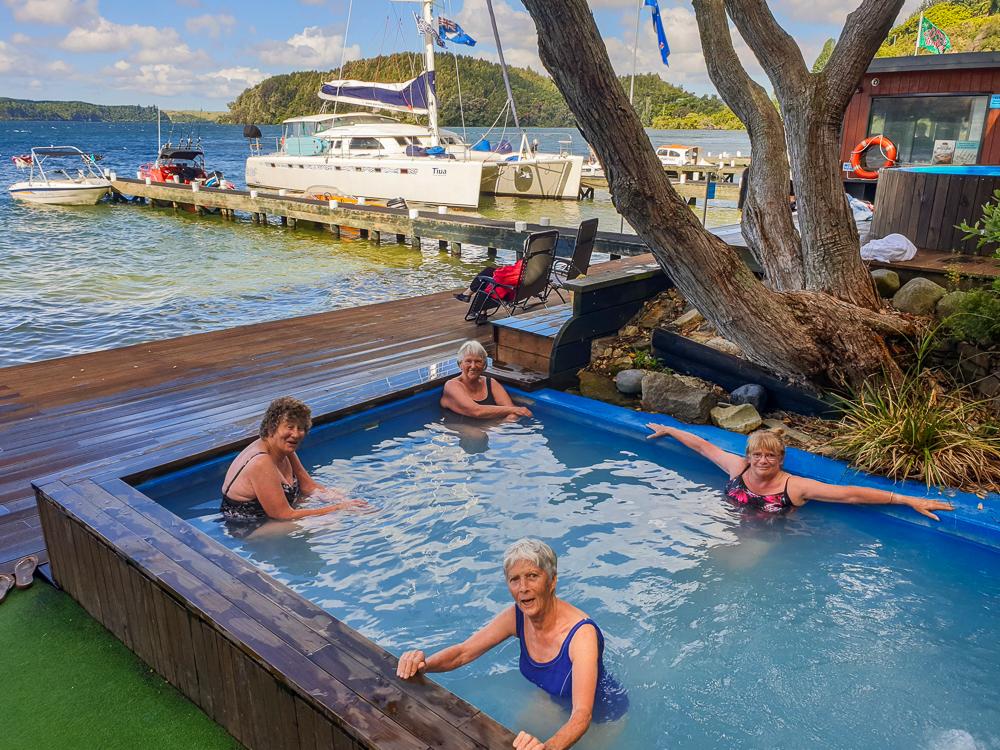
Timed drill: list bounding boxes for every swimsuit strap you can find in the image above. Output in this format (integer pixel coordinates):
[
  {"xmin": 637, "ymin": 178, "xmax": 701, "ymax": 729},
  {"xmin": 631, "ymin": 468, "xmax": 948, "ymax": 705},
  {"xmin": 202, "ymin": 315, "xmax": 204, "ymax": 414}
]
[
  {"xmin": 485, "ymin": 376, "xmax": 493, "ymax": 400},
  {"xmin": 516, "ymin": 607, "xmax": 600, "ymax": 664},
  {"xmin": 222, "ymin": 451, "xmax": 268, "ymax": 495}
]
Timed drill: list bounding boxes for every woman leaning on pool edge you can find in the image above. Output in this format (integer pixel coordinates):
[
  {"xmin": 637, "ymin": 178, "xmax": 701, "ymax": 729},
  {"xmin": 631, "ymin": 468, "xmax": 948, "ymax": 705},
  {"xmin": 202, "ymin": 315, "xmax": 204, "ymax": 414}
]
[
  {"xmin": 396, "ymin": 538, "xmax": 626, "ymax": 750},
  {"xmin": 646, "ymin": 423, "xmax": 954, "ymax": 520},
  {"xmin": 441, "ymin": 340, "xmax": 532, "ymax": 420},
  {"xmin": 220, "ymin": 396, "xmax": 367, "ymax": 522}
]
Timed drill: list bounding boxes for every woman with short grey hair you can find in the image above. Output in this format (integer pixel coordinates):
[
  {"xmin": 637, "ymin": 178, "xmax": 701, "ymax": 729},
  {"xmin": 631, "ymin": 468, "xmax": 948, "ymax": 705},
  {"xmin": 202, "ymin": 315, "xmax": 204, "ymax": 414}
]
[
  {"xmin": 440, "ymin": 340, "xmax": 532, "ymax": 420},
  {"xmin": 397, "ymin": 538, "xmax": 627, "ymax": 750}
]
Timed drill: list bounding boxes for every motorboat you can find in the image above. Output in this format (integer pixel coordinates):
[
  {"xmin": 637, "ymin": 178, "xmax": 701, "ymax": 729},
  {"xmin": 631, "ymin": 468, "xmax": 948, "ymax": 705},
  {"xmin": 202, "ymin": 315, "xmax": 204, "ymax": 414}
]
[
  {"xmin": 656, "ymin": 144, "xmax": 700, "ymax": 167},
  {"xmin": 138, "ymin": 138, "xmax": 235, "ymax": 190},
  {"xmin": 244, "ymin": 0, "xmax": 582, "ymax": 208},
  {"xmin": 8, "ymin": 146, "xmax": 111, "ymax": 205}
]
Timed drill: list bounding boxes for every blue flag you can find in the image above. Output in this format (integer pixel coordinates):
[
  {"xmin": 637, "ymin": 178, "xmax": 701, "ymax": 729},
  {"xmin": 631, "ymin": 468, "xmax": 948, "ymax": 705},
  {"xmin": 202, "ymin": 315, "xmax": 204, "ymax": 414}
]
[
  {"xmin": 644, "ymin": 0, "xmax": 670, "ymax": 66},
  {"xmin": 439, "ymin": 17, "xmax": 477, "ymax": 47}
]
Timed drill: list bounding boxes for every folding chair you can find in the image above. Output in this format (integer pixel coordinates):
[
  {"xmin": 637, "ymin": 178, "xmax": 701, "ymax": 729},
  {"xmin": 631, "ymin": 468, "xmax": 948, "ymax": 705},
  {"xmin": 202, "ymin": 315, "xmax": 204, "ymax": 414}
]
[
  {"xmin": 550, "ymin": 218, "xmax": 599, "ymax": 303},
  {"xmin": 465, "ymin": 229, "xmax": 560, "ymax": 324}
]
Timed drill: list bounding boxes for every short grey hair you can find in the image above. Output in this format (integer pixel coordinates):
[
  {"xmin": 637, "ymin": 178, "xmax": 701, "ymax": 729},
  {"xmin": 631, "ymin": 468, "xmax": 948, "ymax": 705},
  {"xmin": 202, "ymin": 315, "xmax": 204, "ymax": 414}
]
[
  {"xmin": 457, "ymin": 340, "xmax": 488, "ymax": 364},
  {"xmin": 503, "ymin": 538, "xmax": 557, "ymax": 580}
]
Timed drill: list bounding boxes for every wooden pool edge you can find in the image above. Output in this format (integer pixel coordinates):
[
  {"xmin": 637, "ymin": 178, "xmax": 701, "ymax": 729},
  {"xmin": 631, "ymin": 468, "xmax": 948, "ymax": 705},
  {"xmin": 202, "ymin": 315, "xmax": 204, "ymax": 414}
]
[{"xmin": 31, "ymin": 372, "xmax": 518, "ymax": 750}]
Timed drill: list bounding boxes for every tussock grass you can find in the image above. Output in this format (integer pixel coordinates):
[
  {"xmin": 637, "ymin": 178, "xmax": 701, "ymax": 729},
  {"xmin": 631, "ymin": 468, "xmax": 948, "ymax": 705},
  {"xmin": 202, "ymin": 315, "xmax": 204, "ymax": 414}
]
[{"xmin": 831, "ymin": 335, "xmax": 1000, "ymax": 494}]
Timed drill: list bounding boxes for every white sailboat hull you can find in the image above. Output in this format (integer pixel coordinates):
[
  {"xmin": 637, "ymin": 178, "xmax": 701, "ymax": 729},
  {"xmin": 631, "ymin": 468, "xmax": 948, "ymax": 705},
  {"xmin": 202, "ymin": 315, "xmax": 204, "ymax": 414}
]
[
  {"xmin": 8, "ymin": 179, "xmax": 110, "ymax": 205},
  {"xmin": 245, "ymin": 154, "xmax": 485, "ymax": 208},
  {"xmin": 479, "ymin": 155, "xmax": 584, "ymax": 199}
]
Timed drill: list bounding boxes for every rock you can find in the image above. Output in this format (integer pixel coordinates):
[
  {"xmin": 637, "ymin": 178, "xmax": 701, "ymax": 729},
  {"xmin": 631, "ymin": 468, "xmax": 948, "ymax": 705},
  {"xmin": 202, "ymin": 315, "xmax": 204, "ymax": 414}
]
[
  {"xmin": 871, "ymin": 268, "xmax": 900, "ymax": 297},
  {"xmin": 936, "ymin": 290, "xmax": 969, "ymax": 319},
  {"xmin": 975, "ymin": 374, "xmax": 1000, "ymax": 400},
  {"xmin": 892, "ymin": 277, "xmax": 946, "ymax": 315},
  {"xmin": 615, "ymin": 369, "xmax": 645, "ymax": 395},
  {"xmin": 641, "ymin": 371, "xmax": 718, "ymax": 423},
  {"xmin": 730, "ymin": 384, "xmax": 768, "ymax": 412},
  {"xmin": 761, "ymin": 418, "xmax": 813, "ymax": 446},
  {"xmin": 957, "ymin": 342, "xmax": 992, "ymax": 371},
  {"xmin": 591, "ymin": 335, "xmax": 617, "ymax": 359},
  {"xmin": 672, "ymin": 308, "xmax": 704, "ymax": 329},
  {"xmin": 620, "ymin": 325, "xmax": 641, "ymax": 338},
  {"xmin": 705, "ymin": 336, "xmax": 742, "ymax": 357},
  {"xmin": 710, "ymin": 403, "xmax": 762, "ymax": 434},
  {"xmin": 579, "ymin": 371, "xmax": 636, "ymax": 407}
]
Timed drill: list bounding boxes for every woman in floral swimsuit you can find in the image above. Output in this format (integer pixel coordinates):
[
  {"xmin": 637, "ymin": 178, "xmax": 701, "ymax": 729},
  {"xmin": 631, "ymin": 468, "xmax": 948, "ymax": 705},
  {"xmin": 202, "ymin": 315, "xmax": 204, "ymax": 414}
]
[{"xmin": 645, "ymin": 423, "xmax": 952, "ymax": 520}]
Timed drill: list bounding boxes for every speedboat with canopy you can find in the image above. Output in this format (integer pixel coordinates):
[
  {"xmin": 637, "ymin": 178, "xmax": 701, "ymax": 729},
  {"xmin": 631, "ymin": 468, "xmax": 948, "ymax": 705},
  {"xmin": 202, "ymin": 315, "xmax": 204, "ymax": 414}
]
[
  {"xmin": 8, "ymin": 146, "xmax": 111, "ymax": 205},
  {"xmin": 244, "ymin": 0, "xmax": 582, "ymax": 208}
]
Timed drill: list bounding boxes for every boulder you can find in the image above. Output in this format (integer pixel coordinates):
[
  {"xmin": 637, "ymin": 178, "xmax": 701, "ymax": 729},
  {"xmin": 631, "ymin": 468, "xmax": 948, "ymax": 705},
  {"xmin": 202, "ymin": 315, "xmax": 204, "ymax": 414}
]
[
  {"xmin": 710, "ymin": 403, "xmax": 762, "ymax": 434},
  {"xmin": 641, "ymin": 371, "xmax": 718, "ymax": 423},
  {"xmin": 976, "ymin": 374, "xmax": 1000, "ymax": 400},
  {"xmin": 936, "ymin": 290, "xmax": 969, "ymax": 319},
  {"xmin": 730, "ymin": 384, "xmax": 767, "ymax": 412},
  {"xmin": 704, "ymin": 336, "xmax": 742, "ymax": 357},
  {"xmin": 672, "ymin": 308, "xmax": 704, "ymax": 329},
  {"xmin": 578, "ymin": 371, "xmax": 635, "ymax": 407},
  {"xmin": 870, "ymin": 268, "xmax": 900, "ymax": 297},
  {"xmin": 761, "ymin": 418, "xmax": 814, "ymax": 446},
  {"xmin": 615, "ymin": 368, "xmax": 645, "ymax": 395},
  {"xmin": 892, "ymin": 277, "xmax": 946, "ymax": 315}
]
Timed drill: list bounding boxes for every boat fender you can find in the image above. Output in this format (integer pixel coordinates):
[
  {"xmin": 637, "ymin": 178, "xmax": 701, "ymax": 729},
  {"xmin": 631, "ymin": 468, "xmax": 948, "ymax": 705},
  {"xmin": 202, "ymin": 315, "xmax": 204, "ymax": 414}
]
[{"xmin": 850, "ymin": 135, "xmax": 896, "ymax": 180}]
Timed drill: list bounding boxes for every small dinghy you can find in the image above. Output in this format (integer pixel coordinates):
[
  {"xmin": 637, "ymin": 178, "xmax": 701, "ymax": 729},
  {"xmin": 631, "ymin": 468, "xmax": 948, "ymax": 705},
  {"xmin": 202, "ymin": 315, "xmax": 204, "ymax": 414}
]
[{"xmin": 9, "ymin": 146, "xmax": 111, "ymax": 205}]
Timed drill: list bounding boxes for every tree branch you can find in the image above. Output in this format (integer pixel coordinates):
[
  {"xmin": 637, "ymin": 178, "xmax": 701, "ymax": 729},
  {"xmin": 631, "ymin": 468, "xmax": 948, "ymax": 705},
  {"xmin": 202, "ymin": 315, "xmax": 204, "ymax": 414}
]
[
  {"xmin": 822, "ymin": 0, "xmax": 905, "ymax": 111},
  {"xmin": 723, "ymin": 0, "xmax": 809, "ymax": 94}
]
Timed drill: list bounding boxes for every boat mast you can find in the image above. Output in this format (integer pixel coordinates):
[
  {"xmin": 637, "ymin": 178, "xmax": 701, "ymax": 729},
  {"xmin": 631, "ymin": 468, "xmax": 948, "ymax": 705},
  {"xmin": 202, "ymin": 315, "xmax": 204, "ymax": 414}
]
[
  {"xmin": 485, "ymin": 0, "xmax": 520, "ymax": 131},
  {"xmin": 420, "ymin": 0, "xmax": 441, "ymax": 146}
]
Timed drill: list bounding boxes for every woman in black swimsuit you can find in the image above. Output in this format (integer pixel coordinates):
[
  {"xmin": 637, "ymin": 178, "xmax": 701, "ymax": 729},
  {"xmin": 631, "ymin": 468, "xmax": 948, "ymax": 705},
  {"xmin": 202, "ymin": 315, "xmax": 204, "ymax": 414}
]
[
  {"xmin": 646, "ymin": 423, "xmax": 953, "ymax": 520},
  {"xmin": 440, "ymin": 340, "xmax": 533, "ymax": 420},
  {"xmin": 221, "ymin": 396, "xmax": 367, "ymax": 522}
]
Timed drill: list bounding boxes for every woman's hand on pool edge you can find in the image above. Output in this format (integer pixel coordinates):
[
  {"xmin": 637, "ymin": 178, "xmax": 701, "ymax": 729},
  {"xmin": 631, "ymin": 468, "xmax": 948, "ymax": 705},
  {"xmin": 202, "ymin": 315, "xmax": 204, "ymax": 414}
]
[
  {"xmin": 903, "ymin": 496, "xmax": 955, "ymax": 521},
  {"xmin": 512, "ymin": 730, "xmax": 546, "ymax": 750},
  {"xmin": 396, "ymin": 650, "xmax": 427, "ymax": 679},
  {"xmin": 646, "ymin": 422, "xmax": 673, "ymax": 439}
]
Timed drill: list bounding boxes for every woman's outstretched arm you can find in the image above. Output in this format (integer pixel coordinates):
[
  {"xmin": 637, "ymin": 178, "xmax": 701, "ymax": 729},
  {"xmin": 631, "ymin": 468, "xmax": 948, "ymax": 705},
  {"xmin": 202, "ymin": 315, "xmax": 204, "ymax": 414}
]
[
  {"xmin": 787, "ymin": 477, "xmax": 954, "ymax": 521},
  {"xmin": 646, "ymin": 423, "xmax": 748, "ymax": 478},
  {"xmin": 396, "ymin": 606, "xmax": 516, "ymax": 678}
]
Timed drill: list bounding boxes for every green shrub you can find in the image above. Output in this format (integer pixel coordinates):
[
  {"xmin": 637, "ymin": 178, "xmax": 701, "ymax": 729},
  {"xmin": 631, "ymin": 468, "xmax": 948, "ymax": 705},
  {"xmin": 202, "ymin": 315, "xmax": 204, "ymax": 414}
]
[
  {"xmin": 943, "ymin": 280, "xmax": 1000, "ymax": 346},
  {"xmin": 831, "ymin": 335, "xmax": 1000, "ymax": 492},
  {"xmin": 956, "ymin": 188, "xmax": 1000, "ymax": 252},
  {"xmin": 631, "ymin": 349, "xmax": 665, "ymax": 371}
]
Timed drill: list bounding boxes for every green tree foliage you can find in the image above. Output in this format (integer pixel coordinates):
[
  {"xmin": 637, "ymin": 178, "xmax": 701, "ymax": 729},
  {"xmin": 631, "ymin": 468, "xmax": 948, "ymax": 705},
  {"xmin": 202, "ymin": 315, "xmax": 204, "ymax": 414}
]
[
  {"xmin": 0, "ymin": 97, "xmax": 163, "ymax": 122},
  {"xmin": 224, "ymin": 54, "xmax": 740, "ymax": 129},
  {"xmin": 812, "ymin": 38, "xmax": 836, "ymax": 72},
  {"xmin": 878, "ymin": 1, "xmax": 999, "ymax": 56}
]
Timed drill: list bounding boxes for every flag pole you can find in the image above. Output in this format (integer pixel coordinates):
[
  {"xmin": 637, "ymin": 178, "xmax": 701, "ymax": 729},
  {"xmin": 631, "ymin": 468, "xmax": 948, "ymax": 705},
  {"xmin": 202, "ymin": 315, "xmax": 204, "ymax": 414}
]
[
  {"xmin": 914, "ymin": 12, "xmax": 923, "ymax": 56},
  {"xmin": 628, "ymin": 0, "xmax": 642, "ymax": 105}
]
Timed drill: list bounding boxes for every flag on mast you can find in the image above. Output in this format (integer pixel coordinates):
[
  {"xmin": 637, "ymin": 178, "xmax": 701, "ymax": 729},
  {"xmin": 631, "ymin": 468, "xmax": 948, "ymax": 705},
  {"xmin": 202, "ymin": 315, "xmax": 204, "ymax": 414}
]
[
  {"xmin": 644, "ymin": 0, "xmax": 670, "ymax": 66},
  {"xmin": 916, "ymin": 14, "xmax": 951, "ymax": 54},
  {"xmin": 439, "ymin": 17, "xmax": 476, "ymax": 47},
  {"xmin": 415, "ymin": 14, "xmax": 446, "ymax": 48}
]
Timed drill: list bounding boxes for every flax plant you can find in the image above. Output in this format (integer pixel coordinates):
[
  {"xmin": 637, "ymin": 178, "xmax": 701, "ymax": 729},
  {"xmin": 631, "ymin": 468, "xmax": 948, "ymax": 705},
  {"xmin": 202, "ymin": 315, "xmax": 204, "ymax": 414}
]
[{"xmin": 831, "ymin": 333, "xmax": 1000, "ymax": 493}]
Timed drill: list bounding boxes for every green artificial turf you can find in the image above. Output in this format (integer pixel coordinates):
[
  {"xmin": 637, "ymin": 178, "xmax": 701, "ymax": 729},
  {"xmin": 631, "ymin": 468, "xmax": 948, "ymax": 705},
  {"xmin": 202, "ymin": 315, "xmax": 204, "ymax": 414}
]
[{"xmin": 0, "ymin": 581, "xmax": 242, "ymax": 749}]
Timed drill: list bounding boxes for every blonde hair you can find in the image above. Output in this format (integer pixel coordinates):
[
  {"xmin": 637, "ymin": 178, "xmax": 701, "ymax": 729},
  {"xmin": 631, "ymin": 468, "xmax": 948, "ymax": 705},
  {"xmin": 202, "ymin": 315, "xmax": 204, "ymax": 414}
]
[{"xmin": 745, "ymin": 428, "xmax": 785, "ymax": 459}]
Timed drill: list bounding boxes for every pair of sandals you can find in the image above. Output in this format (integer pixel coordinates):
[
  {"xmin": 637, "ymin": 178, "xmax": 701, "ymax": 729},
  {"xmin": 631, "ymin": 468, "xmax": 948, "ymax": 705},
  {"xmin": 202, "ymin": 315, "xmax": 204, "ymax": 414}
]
[{"xmin": 0, "ymin": 554, "xmax": 38, "ymax": 603}]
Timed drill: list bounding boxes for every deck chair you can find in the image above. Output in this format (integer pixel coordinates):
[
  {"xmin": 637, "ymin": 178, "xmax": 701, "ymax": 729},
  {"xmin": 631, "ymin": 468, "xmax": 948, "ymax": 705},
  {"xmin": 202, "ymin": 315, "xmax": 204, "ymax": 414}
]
[
  {"xmin": 550, "ymin": 218, "xmax": 599, "ymax": 303},
  {"xmin": 465, "ymin": 229, "xmax": 560, "ymax": 324}
]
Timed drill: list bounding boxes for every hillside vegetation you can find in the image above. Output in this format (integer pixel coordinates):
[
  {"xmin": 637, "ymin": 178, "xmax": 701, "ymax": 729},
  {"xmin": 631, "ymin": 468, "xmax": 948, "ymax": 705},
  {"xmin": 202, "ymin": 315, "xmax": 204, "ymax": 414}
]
[
  {"xmin": 163, "ymin": 109, "xmax": 228, "ymax": 123},
  {"xmin": 0, "ymin": 98, "xmax": 162, "ymax": 122},
  {"xmin": 224, "ymin": 54, "xmax": 740, "ymax": 130},
  {"xmin": 877, "ymin": 0, "xmax": 1000, "ymax": 56}
]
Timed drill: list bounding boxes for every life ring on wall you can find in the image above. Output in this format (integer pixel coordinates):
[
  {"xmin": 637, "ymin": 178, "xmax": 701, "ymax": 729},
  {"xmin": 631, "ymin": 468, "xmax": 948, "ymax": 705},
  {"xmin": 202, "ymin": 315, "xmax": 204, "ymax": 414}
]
[{"xmin": 850, "ymin": 135, "xmax": 897, "ymax": 180}]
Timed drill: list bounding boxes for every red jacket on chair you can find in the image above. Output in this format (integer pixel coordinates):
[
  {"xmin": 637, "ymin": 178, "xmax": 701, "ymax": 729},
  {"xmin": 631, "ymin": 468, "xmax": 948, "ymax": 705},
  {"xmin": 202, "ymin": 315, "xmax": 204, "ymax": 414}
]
[{"xmin": 487, "ymin": 259, "xmax": 523, "ymax": 301}]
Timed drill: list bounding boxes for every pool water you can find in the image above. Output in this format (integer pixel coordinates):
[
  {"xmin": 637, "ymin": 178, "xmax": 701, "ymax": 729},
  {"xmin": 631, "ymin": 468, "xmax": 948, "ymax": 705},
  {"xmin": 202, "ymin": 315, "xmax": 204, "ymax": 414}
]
[{"xmin": 140, "ymin": 391, "xmax": 1000, "ymax": 749}]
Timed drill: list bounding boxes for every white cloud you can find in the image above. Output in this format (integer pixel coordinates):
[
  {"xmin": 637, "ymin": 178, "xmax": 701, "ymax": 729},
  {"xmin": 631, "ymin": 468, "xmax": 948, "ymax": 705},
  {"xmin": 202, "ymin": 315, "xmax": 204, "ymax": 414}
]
[
  {"xmin": 10, "ymin": 33, "xmax": 32, "ymax": 45},
  {"xmin": 456, "ymin": 0, "xmax": 544, "ymax": 72},
  {"xmin": 0, "ymin": 41, "xmax": 16, "ymax": 73},
  {"xmin": 61, "ymin": 17, "xmax": 172, "ymax": 53},
  {"xmin": 46, "ymin": 58, "xmax": 71, "ymax": 73},
  {"xmin": 185, "ymin": 13, "xmax": 236, "ymax": 39},
  {"xmin": 256, "ymin": 26, "xmax": 361, "ymax": 68},
  {"xmin": 100, "ymin": 61, "xmax": 267, "ymax": 98},
  {"xmin": 3, "ymin": 0, "xmax": 96, "ymax": 25}
]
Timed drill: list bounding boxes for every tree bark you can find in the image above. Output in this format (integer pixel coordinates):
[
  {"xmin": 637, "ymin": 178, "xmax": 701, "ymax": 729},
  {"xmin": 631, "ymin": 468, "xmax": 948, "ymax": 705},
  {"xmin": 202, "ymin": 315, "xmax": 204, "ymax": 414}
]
[
  {"xmin": 520, "ymin": 0, "xmax": 909, "ymax": 387},
  {"xmin": 692, "ymin": 0, "xmax": 803, "ymax": 291}
]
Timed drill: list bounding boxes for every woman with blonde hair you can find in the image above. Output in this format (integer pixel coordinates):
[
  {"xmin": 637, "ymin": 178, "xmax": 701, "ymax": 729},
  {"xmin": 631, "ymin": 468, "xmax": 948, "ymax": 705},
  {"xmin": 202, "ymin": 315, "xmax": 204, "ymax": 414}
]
[{"xmin": 646, "ymin": 423, "xmax": 953, "ymax": 519}]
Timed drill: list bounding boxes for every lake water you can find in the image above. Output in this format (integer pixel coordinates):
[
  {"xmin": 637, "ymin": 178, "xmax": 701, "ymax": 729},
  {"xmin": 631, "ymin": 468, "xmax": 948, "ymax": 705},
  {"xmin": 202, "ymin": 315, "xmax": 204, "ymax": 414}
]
[
  {"xmin": 140, "ymin": 390, "xmax": 1000, "ymax": 750},
  {"xmin": 0, "ymin": 122, "xmax": 748, "ymax": 366}
]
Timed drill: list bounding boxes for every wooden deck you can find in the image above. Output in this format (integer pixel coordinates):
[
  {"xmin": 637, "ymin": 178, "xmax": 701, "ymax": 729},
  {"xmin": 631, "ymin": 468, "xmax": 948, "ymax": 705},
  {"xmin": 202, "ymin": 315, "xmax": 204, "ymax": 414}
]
[{"xmin": 0, "ymin": 289, "xmax": 491, "ymax": 576}]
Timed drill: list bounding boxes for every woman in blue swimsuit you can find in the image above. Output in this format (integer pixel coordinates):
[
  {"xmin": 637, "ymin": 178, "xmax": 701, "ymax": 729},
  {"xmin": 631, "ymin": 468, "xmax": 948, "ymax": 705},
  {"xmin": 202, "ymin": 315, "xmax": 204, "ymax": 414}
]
[
  {"xmin": 221, "ymin": 396, "xmax": 366, "ymax": 522},
  {"xmin": 646, "ymin": 424, "xmax": 953, "ymax": 520},
  {"xmin": 396, "ymin": 538, "xmax": 627, "ymax": 750}
]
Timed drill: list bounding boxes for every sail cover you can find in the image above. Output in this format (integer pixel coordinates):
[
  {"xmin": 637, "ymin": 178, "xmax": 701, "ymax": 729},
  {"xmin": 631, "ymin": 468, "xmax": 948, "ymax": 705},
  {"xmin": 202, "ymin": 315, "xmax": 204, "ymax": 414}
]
[{"xmin": 319, "ymin": 72, "xmax": 435, "ymax": 114}]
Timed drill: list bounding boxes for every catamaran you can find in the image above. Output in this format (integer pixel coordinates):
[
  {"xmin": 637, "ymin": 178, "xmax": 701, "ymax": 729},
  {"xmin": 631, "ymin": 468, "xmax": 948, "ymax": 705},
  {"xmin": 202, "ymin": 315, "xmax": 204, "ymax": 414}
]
[{"xmin": 244, "ymin": 0, "xmax": 582, "ymax": 208}]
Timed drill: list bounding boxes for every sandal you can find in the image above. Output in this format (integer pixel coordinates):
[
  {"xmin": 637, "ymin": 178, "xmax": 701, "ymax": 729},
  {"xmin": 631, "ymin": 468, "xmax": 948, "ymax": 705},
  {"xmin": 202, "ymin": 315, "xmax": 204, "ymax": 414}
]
[
  {"xmin": 13, "ymin": 555, "xmax": 37, "ymax": 590},
  {"xmin": 0, "ymin": 573, "xmax": 13, "ymax": 603}
]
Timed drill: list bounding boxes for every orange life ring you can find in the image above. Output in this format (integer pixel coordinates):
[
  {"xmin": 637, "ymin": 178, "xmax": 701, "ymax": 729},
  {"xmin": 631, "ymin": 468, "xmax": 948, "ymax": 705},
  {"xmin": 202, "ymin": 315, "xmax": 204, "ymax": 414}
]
[{"xmin": 850, "ymin": 135, "xmax": 896, "ymax": 180}]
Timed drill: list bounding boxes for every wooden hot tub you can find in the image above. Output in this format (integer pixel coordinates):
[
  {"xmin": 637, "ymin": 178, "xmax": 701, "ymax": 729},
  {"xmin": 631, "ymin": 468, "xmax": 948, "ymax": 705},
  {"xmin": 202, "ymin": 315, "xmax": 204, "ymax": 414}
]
[{"xmin": 870, "ymin": 166, "xmax": 1000, "ymax": 255}]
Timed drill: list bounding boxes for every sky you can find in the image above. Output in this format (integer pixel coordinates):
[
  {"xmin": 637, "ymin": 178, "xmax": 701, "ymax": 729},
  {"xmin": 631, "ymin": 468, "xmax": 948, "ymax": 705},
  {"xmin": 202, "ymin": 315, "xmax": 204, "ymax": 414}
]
[{"xmin": 0, "ymin": 0, "xmax": 924, "ymax": 110}]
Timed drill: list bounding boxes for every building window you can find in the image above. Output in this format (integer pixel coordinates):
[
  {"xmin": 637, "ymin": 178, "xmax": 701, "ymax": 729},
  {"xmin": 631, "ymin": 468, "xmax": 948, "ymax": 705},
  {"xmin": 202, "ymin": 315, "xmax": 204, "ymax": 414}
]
[{"xmin": 868, "ymin": 95, "xmax": 988, "ymax": 166}]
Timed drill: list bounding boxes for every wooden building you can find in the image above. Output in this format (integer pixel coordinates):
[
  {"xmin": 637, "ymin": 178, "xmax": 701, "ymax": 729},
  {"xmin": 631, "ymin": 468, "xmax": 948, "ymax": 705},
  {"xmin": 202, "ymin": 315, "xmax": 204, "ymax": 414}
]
[{"xmin": 841, "ymin": 51, "xmax": 1000, "ymax": 201}]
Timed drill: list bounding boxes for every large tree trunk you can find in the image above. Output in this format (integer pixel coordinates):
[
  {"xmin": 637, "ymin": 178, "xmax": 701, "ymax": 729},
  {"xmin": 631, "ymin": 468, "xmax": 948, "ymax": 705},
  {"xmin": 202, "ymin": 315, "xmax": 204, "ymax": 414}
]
[
  {"xmin": 692, "ymin": 0, "xmax": 803, "ymax": 292},
  {"xmin": 520, "ymin": 0, "xmax": 909, "ymax": 387}
]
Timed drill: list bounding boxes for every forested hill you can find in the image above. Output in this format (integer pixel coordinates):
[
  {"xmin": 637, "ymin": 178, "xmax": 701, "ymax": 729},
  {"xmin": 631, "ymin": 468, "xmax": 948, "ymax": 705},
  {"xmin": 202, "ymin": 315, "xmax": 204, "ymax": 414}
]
[
  {"xmin": 0, "ymin": 98, "xmax": 163, "ymax": 122},
  {"xmin": 224, "ymin": 54, "xmax": 739, "ymax": 129},
  {"xmin": 876, "ymin": 0, "xmax": 1000, "ymax": 56}
]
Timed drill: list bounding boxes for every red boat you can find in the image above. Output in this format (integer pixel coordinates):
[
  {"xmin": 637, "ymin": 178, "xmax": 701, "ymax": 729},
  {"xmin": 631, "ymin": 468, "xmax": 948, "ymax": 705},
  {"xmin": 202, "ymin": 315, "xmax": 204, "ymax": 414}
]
[{"xmin": 137, "ymin": 139, "xmax": 234, "ymax": 190}]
